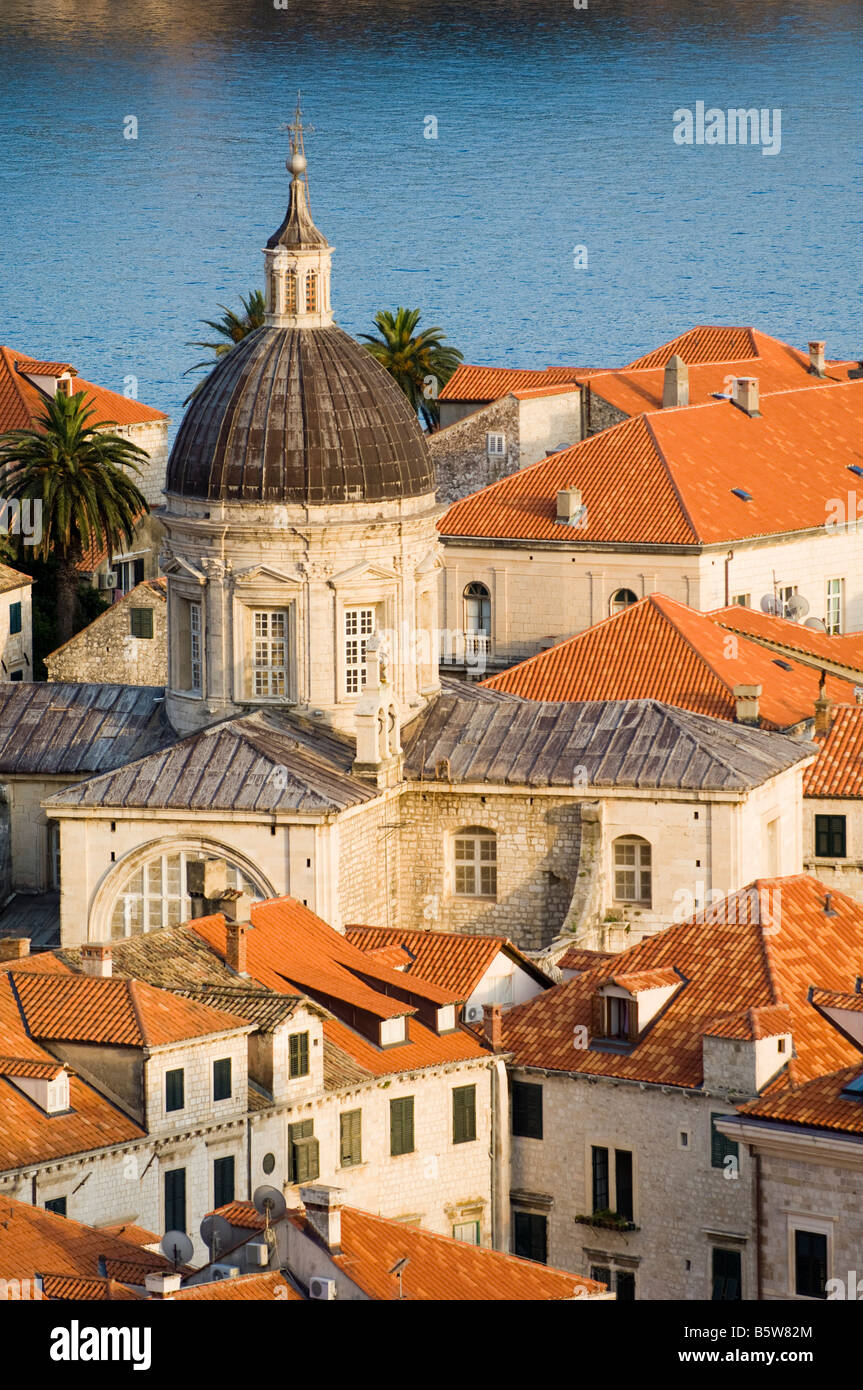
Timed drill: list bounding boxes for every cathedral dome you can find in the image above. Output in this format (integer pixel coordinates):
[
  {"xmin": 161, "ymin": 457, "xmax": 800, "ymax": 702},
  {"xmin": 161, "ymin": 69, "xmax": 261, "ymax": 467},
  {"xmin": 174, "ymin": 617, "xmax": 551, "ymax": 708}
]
[{"xmin": 165, "ymin": 323, "xmax": 436, "ymax": 505}]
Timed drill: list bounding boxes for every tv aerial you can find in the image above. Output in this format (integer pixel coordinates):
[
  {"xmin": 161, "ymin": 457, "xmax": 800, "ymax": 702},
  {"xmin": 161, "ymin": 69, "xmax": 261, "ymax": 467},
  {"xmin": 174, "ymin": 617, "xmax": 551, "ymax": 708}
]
[
  {"xmin": 200, "ymin": 1213, "xmax": 234, "ymax": 1263},
  {"xmin": 160, "ymin": 1229, "xmax": 194, "ymax": 1269}
]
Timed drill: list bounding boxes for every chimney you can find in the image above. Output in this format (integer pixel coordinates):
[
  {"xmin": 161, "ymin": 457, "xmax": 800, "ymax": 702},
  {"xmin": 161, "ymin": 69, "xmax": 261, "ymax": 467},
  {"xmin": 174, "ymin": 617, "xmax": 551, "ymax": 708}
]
[
  {"xmin": 662, "ymin": 354, "xmax": 689, "ymax": 408},
  {"xmin": 225, "ymin": 920, "xmax": 250, "ymax": 976},
  {"xmin": 733, "ymin": 683, "xmax": 762, "ymax": 726},
  {"xmin": 824, "ymin": 892, "xmax": 836, "ymax": 917},
  {"xmin": 808, "ymin": 341, "xmax": 826, "ymax": 377},
  {"xmin": 81, "ymin": 942, "xmax": 112, "ymax": 978},
  {"xmin": 733, "ymin": 377, "xmax": 760, "ymax": 417},
  {"xmin": 0, "ymin": 937, "xmax": 29, "ymax": 961},
  {"xmin": 144, "ymin": 1271, "xmax": 183, "ymax": 1298},
  {"xmin": 220, "ymin": 888, "xmax": 254, "ymax": 923},
  {"xmin": 300, "ymin": 1184, "xmax": 344, "ymax": 1251},
  {"xmin": 187, "ymin": 857, "xmax": 228, "ymax": 901},
  {"xmin": 556, "ymin": 487, "xmax": 585, "ymax": 526},
  {"xmin": 483, "ymin": 1003, "xmax": 503, "ymax": 1052},
  {"xmin": 815, "ymin": 670, "xmax": 832, "ymax": 735}
]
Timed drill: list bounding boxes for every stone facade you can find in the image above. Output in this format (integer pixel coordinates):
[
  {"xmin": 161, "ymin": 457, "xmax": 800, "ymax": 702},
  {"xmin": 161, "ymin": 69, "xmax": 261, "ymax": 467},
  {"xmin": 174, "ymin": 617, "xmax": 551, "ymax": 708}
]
[
  {"xmin": 45, "ymin": 582, "xmax": 167, "ymax": 686},
  {"xmin": 113, "ymin": 419, "xmax": 170, "ymax": 508},
  {"xmin": 584, "ymin": 387, "xmax": 628, "ymax": 436},
  {"xmin": 803, "ymin": 792, "xmax": 863, "ymax": 901}
]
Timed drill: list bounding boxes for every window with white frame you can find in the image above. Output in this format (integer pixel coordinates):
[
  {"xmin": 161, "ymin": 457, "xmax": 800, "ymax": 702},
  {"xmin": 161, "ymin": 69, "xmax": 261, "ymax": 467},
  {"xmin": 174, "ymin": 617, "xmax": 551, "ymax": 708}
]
[
  {"xmin": 613, "ymin": 836, "xmax": 652, "ymax": 905},
  {"xmin": 189, "ymin": 602, "xmax": 202, "ymax": 692},
  {"xmin": 109, "ymin": 851, "xmax": 264, "ymax": 939},
  {"xmin": 732, "ymin": 594, "xmax": 750, "ymax": 607},
  {"xmin": 344, "ymin": 607, "xmax": 374, "ymax": 695},
  {"xmin": 486, "ymin": 432, "xmax": 506, "ymax": 457},
  {"xmin": 463, "ymin": 581, "xmax": 491, "ymax": 637},
  {"xmin": 252, "ymin": 610, "xmax": 287, "ymax": 697},
  {"xmin": 826, "ymin": 578, "xmax": 843, "ymax": 635},
  {"xmin": 610, "ymin": 588, "xmax": 638, "ymax": 614},
  {"xmin": 454, "ymin": 828, "xmax": 497, "ymax": 898}
]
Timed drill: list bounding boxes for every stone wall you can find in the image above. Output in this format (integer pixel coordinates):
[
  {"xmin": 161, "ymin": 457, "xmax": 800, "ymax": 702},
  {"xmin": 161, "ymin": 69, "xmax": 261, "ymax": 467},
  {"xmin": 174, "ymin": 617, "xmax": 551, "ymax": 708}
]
[
  {"xmin": 754, "ymin": 1142, "xmax": 863, "ymax": 1300},
  {"xmin": 803, "ymin": 793, "xmax": 863, "ymax": 902},
  {"xmin": 116, "ymin": 420, "xmax": 169, "ymax": 507},
  {"xmin": 45, "ymin": 583, "xmax": 167, "ymax": 686},
  {"xmin": 429, "ymin": 397, "xmax": 521, "ymax": 506},
  {"xmin": 585, "ymin": 388, "xmax": 629, "ymax": 436}
]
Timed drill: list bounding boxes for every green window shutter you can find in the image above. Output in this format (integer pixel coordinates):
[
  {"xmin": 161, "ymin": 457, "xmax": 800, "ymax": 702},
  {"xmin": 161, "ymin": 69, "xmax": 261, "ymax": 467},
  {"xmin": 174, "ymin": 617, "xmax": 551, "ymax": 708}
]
[
  {"xmin": 9, "ymin": 603, "xmax": 21, "ymax": 636},
  {"xmin": 390, "ymin": 1097, "xmax": 414, "ymax": 1155},
  {"xmin": 289, "ymin": 1032, "xmax": 310, "ymax": 1077},
  {"xmin": 130, "ymin": 607, "xmax": 154, "ymax": 639},
  {"xmin": 710, "ymin": 1113, "xmax": 739, "ymax": 1169},
  {"xmin": 213, "ymin": 1156, "xmax": 235, "ymax": 1208},
  {"xmin": 213, "ymin": 1058, "xmax": 231, "ymax": 1101},
  {"xmin": 288, "ymin": 1119, "xmax": 315, "ymax": 1181},
  {"xmin": 513, "ymin": 1212, "xmax": 547, "ymax": 1264},
  {"xmin": 165, "ymin": 1068, "xmax": 185, "ymax": 1113},
  {"xmin": 512, "ymin": 1081, "xmax": 543, "ymax": 1139},
  {"xmin": 294, "ymin": 1136, "xmax": 319, "ymax": 1184},
  {"xmin": 164, "ymin": 1168, "xmax": 186, "ymax": 1233},
  {"xmin": 453, "ymin": 1085, "xmax": 477, "ymax": 1144},
  {"xmin": 340, "ymin": 1109, "xmax": 362, "ymax": 1166}
]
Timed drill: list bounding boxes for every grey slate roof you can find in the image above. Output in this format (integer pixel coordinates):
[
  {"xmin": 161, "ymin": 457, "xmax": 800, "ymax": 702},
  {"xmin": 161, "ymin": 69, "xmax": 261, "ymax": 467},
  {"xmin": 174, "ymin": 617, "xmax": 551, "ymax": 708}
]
[
  {"xmin": 46, "ymin": 709, "xmax": 376, "ymax": 813},
  {"xmin": 0, "ymin": 683, "xmax": 173, "ymax": 777},
  {"xmin": 403, "ymin": 693, "xmax": 815, "ymax": 792}
]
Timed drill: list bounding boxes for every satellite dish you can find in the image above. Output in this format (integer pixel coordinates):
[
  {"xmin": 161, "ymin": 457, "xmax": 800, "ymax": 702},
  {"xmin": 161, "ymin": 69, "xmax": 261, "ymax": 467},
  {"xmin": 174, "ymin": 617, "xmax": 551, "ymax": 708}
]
[
  {"xmin": 760, "ymin": 594, "xmax": 782, "ymax": 616},
  {"xmin": 160, "ymin": 1230, "xmax": 194, "ymax": 1267},
  {"xmin": 785, "ymin": 594, "xmax": 810, "ymax": 620},
  {"xmin": 253, "ymin": 1184, "xmax": 287, "ymax": 1225},
  {"xmin": 804, "ymin": 616, "xmax": 828, "ymax": 632},
  {"xmin": 200, "ymin": 1213, "xmax": 233, "ymax": 1260}
]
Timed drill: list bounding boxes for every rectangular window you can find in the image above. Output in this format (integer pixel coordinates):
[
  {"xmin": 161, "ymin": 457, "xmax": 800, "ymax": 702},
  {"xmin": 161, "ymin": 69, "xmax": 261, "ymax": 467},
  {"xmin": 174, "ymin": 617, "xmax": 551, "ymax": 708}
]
[
  {"xmin": 44, "ymin": 1196, "xmax": 67, "ymax": 1217},
  {"xmin": 252, "ymin": 610, "xmax": 287, "ymax": 697},
  {"xmin": 512, "ymin": 1081, "xmax": 543, "ymax": 1139},
  {"xmin": 453, "ymin": 1221, "xmax": 480, "ymax": 1245},
  {"xmin": 390, "ymin": 1096, "xmax": 415, "ymax": 1156},
  {"xmin": 452, "ymin": 1084, "xmax": 477, "ymax": 1144},
  {"xmin": 344, "ymin": 607, "xmax": 374, "ymax": 695},
  {"xmin": 339, "ymin": 1109, "xmax": 362, "ymax": 1167},
  {"xmin": 9, "ymin": 601, "xmax": 21, "ymax": 635},
  {"xmin": 117, "ymin": 557, "xmax": 145, "ymax": 594},
  {"xmin": 189, "ymin": 602, "xmax": 202, "ymax": 692},
  {"xmin": 732, "ymin": 594, "xmax": 750, "ymax": 608},
  {"xmin": 613, "ymin": 839, "xmax": 651, "ymax": 905},
  {"xmin": 305, "ymin": 272, "xmax": 318, "ymax": 313},
  {"xmin": 165, "ymin": 1067, "xmax": 185, "ymax": 1113},
  {"xmin": 710, "ymin": 1113, "xmax": 739, "ymax": 1170},
  {"xmin": 815, "ymin": 814, "xmax": 846, "ymax": 858},
  {"xmin": 486, "ymin": 432, "xmax": 506, "ymax": 456},
  {"xmin": 454, "ymin": 832, "xmax": 497, "ymax": 898},
  {"xmin": 213, "ymin": 1155, "xmax": 235, "ymax": 1209},
  {"xmin": 164, "ymin": 1168, "xmax": 186, "ymax": 1233},
  {"xmin": 513, "ymin": 1211, "xmax": 546, "ymax": 1264},
  {"xmin": 285, "ymin": 268, "xmax": 297, "ymax": 313},
  {"xmin": 605, "ymin": 995, "xmax": 633, "ymax": 1041},
  {"xmin": 289, "ymin": 1031, "xmax": 310, "ymax": 1078},
  {"xmin": 591, "ymin": 1146, "xmax": 610, "ymax": 1212},
  {"xmin": 712, "ymin": 1246, "xmax": 742, "ymax": 1300},
  {"xmin": 590, "ymin": 1264, "xmax": 611, "ymax": 1288},
  {"xmin": 130, "ymin": 606, "xmax": 153, "ymax": 639},
  {"xmin": 826, "ymin": 578, "xmax": 843, "ymax": 635},
  {"xmin": 213, "ymin": 1057, "xmax": 231, "ymax": 1102},
  {"xmin": 615, "ymin": 1270, "xmax": 636, "ymax": 1301},
  {"xmin": 615, "ymin": 1149, "xmax": 634, "ymax": 1222},
  {"xmin": 288, "ymin": 1119, "xmax": 320, "ymax": 1184},
  {"xmin": 794, "ymin": 1230, "xmax": 828, "ymax": 1299},
  {"xmin": 10, "ymin": 670, "xmax": 22, "ymax": 681}
]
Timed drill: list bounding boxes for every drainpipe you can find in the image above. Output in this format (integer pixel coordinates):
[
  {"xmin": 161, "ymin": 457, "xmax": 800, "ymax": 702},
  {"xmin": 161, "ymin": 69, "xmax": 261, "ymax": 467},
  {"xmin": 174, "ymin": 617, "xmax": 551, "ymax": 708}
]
[
  {"xmin": 754, "ymin": 1150, "xmax": 763, "ymax": 1300},
  {"xmin": 724, "ymin": 551, "xmax": 734, "ymax": 606}
]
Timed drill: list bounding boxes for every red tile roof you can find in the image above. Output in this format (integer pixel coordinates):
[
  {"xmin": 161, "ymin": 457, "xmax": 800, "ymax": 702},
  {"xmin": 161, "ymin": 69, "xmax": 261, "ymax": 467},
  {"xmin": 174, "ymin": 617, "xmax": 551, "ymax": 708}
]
[
  {"xmin": 610, "ymin": 968, "xmax": 682, "ymax": 994},
  {"xmin": 710, "ymin": 605, "xmax": 863, "ymax": 677},
  {"xmin": 623, "ymin": 325, "xmax": 855, "ymax": 374},
  {"xmin": 804, "ymin": 705, "xmax": 863, "ymax": 797},
  {"xmin": 441, "ymin": 379, "xmax": 863, "ymax": 547},
  {"xmin": 190, "ymin": 901, "xmax": 491, "ymax": 1079},
  {"xmin": 811, "ymin": 986, "xmax": 863, "ymax": 1013},
  {"xmin": 9, "ymin": 971, "xmax": 249, "ymax": 1048},
  {"xmin": 98, "ymin": 1222, "xmax": 160, "ymax": 1247},
  {"xmin": 163, "ymin": 1271, "xmax": 300, "ymax": 1301},
  {"xmin": 557, "ymin": 947, "xmax": 615, "ymax": 973},
  {"xmin": 702, "ymin": 1004, "xmax": 793, "ymax": 1041},
  {"xmin": 736, "ymin": 1064, "xmax": 863, "ymax": 1135},
  {"xmin": 344, "ymin": 926, "xmax": 549, "ymax": 998},
  {"xmin": 0, "ymin": 345, "xmax": 167, "ymax": 433},
  {"xmin": 482, "ymin": 593, "xmax": 854, "ymax": 730},
  {"xmin": 0, "ymin": 1198, "xmax": 181, "ymax": 1285},
  {"xmin": 500, "ymin": 876, "xmax": 863, "ymax": 1089},
  {"xmin": 325, "ymin": 1206, "xmax": 605, "ymax": 1300},
  {"xmin": 438, "ymin": 365, "xmax": 585, "ymax": 403},
  {"xmin": 36, "ymin": 1273, "xmax": 143, "ymax": 1301},
  {"xmin": 0, "ymin": 1055, "xmax": 65, "ymax": 1079}
]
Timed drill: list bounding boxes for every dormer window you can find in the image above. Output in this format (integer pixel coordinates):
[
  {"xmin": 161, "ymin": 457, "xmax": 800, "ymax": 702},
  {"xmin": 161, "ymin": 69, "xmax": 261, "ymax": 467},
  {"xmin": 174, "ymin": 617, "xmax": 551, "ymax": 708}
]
[
  {"xmin": 606, "ymin": 996, "xmax": 633, "ymax": 1040},
  {"xmin": 380, "ymin": 1015, "xmax": 407, "ymax": 1047}
]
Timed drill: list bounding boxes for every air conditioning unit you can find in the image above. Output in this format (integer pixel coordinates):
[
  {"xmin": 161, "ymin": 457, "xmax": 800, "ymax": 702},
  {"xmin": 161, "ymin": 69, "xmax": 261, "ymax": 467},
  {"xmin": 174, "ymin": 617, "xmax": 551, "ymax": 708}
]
[
  {"xmin": 309, "ymin": 1276, "xmax": 337, "ymax": 1301},
  {"xmin": 464, "ymin": 1003, "xmax": 484, "ymax": 1025},
  {"xmin": 245, "ymin": 1240, "xmax": 269, "ymax": 1268},
  {"xmin": 210, "ymin": 1263, "xmax": 241, "ymax": 1281},
  {"xmin": 98, "ymin": 571, "xmax": 118, "ymax": 590}
]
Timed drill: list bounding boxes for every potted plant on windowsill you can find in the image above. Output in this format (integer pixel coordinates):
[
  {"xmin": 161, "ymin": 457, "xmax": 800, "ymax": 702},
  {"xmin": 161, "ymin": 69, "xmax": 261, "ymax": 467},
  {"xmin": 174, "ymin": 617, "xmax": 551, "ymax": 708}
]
[{"xmin": 574, "ymin": 1208, "xmax": 638, "ymax": 1232}]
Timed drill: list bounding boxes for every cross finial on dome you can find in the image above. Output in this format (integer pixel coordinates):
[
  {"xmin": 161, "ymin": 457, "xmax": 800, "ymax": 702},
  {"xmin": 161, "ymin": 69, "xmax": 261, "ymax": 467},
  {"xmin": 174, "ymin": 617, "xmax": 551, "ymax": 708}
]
[{"xmin": 285, "ymin": 91, "xmax": 314, "ymax": 180}]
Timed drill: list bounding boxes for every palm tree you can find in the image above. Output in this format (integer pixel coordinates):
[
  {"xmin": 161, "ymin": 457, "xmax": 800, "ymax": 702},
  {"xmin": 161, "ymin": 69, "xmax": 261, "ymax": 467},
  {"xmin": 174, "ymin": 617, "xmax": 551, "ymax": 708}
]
[
  {"xmin": 183, "ymin": 289, "xmax": 266, "ymax": 402},
  {"xmin": 0, "ymin": 389, "xmax": 149, "ymax": 645},
  {"xmin": 360, "ymin": 308, "xmax": 463, "ymax": 429}
]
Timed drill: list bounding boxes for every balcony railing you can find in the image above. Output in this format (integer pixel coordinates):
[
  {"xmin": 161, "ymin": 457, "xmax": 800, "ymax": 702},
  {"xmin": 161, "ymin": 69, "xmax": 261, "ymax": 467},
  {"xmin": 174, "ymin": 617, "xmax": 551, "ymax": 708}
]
[{"xmin": 439, "ymin": 630, "xmax": 491, "ymax": 667}]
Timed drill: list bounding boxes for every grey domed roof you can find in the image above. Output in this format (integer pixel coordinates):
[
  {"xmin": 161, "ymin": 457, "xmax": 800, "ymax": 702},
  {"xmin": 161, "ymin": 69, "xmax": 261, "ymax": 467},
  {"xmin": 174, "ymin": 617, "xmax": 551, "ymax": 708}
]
[{"xmin": 166, "ymin": 326, "xmax": 436, "ymax": 505}]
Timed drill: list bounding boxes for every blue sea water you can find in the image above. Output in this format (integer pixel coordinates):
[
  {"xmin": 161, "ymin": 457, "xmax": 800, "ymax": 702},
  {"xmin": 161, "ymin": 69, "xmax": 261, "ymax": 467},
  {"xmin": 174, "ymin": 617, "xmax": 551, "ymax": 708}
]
[{"xmin": 1, "ymin": 0, "xmax": 862, "ymax": 439}]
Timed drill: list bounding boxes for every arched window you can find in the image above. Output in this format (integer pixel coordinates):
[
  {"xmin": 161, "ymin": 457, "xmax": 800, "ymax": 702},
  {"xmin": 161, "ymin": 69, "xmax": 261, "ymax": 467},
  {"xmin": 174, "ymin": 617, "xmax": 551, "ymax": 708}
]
[
  {"xmin": 109, "ymin": 850, "xmax": 265, "ymax": 939},
  {"xmin": 285, "ymin": 268, "xmax": 297, "ymax": 314},
  {"xmin": 305, "ymin": 271, "xmax": 318, "ymax": 313},
  {"xmin": 610, "ymin": 588, "xmax": 638, "ymax": 615},
  {"xmin": 464, "ymin": 582, "xmax": 491, "ymax": 634},
  {"xmin": 454, "ymin": 827, "xmax": 497, "ymax": 899},
  {"xmin": 613, "ymin": 836, "xmax": 652, "ymax": 906}
]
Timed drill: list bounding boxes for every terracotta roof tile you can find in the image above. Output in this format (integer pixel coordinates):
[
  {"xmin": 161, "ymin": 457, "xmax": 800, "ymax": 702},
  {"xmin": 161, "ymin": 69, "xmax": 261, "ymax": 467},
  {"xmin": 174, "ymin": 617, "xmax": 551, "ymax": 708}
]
[
  {"xmin": 804, "ymin": 705, "xmax": 863, "ymax": 797},
  {"xmin": 557, "ymin": 947, "xmax": 615, "ymax": 973},
  {"xmin": 344, "ymin": 926, "xmax": 549, "ymax": 997},
  {"xmin": 482, "ymin": 594, "xmax": 854, "ymax": 730},
  {"xmin": 737, "ymin": 1063, "xmax": 863, "ymax": 1134},
  {"xmin": 438, "ymin": 365, "xmax": 584, "ymax": 403},
  {"xmin": 441, "ymin": 379, "xmax": 863, "ymax": 547},
  {"xmin": 0, "ymin": 345, "xmax": 167, "ymax": 433},
  {"xmin": 610, "ymin": 968, "xmax": 681, "ymax": 993},
  {"xmin": 36, "ymin": 1273, "xmax": 143, "ymax": 1301},
  {"xmin": 97, "ymin": 1222, "xmax": 160, "ymax": 1247},
  {"xmin": 501, "ymin": 875, "xmax": 863, "ymax": 1089},
  {"xmin": 163, "ymin": 1271, "xmax": 300, "ymax": 1300},
  {"xmin": 811, "ymin": 986, "xmax": 863, "ymax": 1013},
  {"xmin": 702, "ymin": 1003, "xmax": 793, "ymax": 1041},
  {"xmin": 710, "ymin": 605, "xmax": 863, "ymax": 676},
  {"xmin": 0, "ymin": 1198, "xmax": 180, "ymax": 1285}
]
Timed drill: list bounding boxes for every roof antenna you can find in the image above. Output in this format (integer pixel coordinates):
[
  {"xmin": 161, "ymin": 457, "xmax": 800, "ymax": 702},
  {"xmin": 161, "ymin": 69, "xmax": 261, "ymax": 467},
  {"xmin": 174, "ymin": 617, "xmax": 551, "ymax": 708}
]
[{"xmin": 389, "ymin": 1255, "xmax": 409, "ymax": 1299}]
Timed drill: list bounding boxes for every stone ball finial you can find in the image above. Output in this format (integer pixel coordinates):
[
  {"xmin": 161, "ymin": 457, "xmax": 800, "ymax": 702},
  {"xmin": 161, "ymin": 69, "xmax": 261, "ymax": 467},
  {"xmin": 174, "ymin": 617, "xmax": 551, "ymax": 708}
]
[{"xmin": 288, "ymin": 151, "xmax": 307, "ymax": 177}]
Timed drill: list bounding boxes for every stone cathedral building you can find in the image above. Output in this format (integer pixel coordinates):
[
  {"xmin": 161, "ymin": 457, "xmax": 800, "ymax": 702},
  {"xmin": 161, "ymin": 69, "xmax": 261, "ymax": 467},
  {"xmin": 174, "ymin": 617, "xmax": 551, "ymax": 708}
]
[{"xmin": 0, "ymin": 128, "xmax": 816, "ymax": 957}]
